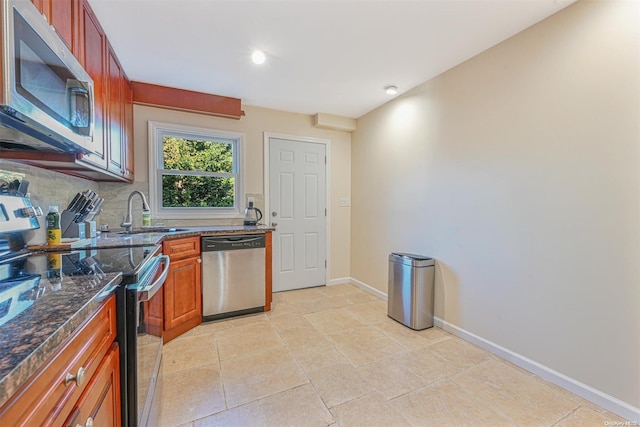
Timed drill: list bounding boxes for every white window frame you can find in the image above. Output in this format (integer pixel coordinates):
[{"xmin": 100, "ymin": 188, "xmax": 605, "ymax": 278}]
[{"xmin": 148, "ymin": 121, "xmax": 245, "ymax": 220}]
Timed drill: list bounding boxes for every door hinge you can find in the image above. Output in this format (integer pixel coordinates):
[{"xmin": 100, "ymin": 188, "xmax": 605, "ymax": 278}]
[
  {"xmin": 324, "ymin": 156, "xmax": 327, "ymax": 164},
  {"xmin": 325, "ymin": 208, "xmax": 327, "ymax": 216},
  {"xmin": 325, "ymin": 260, "xmax": 327, "ymax": 268}
]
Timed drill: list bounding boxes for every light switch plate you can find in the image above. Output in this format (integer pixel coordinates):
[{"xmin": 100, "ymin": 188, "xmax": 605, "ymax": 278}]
[{"xmin": 339, "ymin": 197, "xmax": 351, "ymax": 207}]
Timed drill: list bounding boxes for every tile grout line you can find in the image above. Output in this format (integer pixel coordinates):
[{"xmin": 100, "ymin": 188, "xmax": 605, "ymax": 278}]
[{"xmin": 159, "ymin": 284, "xmax": 626, "ymax": 426}]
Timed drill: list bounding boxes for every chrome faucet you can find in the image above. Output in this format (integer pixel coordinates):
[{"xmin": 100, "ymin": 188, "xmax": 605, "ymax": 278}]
[{"xmin": 120, "ymin": 191, "xmax": 150, "ymax": 231}]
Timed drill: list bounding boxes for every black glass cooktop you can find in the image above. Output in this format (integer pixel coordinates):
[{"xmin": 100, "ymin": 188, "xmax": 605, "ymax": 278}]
[{"xmin": 0, "ymin": 245, "xmax": 161, "ymax": 327}]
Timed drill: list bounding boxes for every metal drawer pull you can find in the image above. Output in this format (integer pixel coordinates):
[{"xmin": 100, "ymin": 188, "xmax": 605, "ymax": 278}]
[
  {"xmin": 65, "ymin": 367, "xmax": 86, "ymax": 387},
  {"xmin": 76, "ymin": 416, "xmax": 93, "ymax": 427}
]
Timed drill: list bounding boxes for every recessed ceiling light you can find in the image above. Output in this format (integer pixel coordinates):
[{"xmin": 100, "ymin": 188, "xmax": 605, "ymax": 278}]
[
  {"xmin": 385, "ymin": 85, "xmax": 398, "ymax": 95},
  {"xmin": 251, "ymin": 50, "xmax": 266, "ymax": 65}
]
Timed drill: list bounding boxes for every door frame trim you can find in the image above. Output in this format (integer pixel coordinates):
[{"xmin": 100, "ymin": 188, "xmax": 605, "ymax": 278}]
[{"xmin": 263, "ymin": 132, "xmax": 331, "ymax": 288}]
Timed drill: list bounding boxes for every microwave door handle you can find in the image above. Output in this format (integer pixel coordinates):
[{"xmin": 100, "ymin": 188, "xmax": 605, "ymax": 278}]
[
  {"xmin": 67, "ymin": 80, "xmax": 92, "ymax": 135},
  {"xmin": 139, "ymin": 255, "xmax": 170, "ymax": 302}
]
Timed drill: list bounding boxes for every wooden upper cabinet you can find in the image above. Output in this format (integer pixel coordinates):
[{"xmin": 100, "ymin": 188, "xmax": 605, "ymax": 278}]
[
  {"xmin": 77, "ymin": 0, "xmax": 107, "ymax": 168},
  {"xmin": 123, "ymin": 78, "xmax": 134, "ymax": 181},
  {"xmin": 49, "ymin": 0, "xmax": 78, "ymax": 53},
  {"xmin": 106, "ymin": 43, "xmax": 123, "ymax": 175},
  {"xmin": 27, "ymin": 0, "xmax": 136, "ymax": 181},
  {"xmin": 32, "ymin": 0, "xmax": 79, "ymax": 54}
]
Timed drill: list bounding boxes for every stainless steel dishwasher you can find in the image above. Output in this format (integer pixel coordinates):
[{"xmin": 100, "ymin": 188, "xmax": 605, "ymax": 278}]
[{"xmin": 201, "ymin": 234, "xmax": 266, "ymax": 321}]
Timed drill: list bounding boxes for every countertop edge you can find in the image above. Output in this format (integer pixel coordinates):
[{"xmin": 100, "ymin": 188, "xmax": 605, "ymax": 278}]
[
  {"xmin": 94, "ymin": 226, "xmax": 275, "ymax": 247},
  {"xmin": 1, "ymin": 226, "xmax": 275, "ymax": 407},
  {"xmin": 0, "ymin": 272, "xmax": 122, "ymax": 409}
]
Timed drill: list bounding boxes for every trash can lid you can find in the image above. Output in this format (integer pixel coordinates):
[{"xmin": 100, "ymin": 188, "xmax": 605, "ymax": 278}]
[{"xmin": 389, "ymin": 253, "xmax": 435, "ymax": 267}]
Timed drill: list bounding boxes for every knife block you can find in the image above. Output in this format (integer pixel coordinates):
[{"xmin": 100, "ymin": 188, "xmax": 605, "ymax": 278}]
[
  {"xmin": 62, "ymin": 223, "xmax": 86, "ymax": 239},
  {"xmin": 61, "ymin": 210, "xmax": 86, "ymax": 239},
  {"xmin": 85, "ymin": 220, "xmax": 97, "ymax": 238}
]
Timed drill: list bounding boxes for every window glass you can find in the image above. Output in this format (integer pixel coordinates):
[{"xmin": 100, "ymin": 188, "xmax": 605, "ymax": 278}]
[{"xmin": 148, "ymin": 122, "xmax": 244, "ymax": 219}]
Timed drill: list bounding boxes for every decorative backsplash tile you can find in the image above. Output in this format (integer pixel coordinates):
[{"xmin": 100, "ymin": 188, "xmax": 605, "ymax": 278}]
[
  {"xmin": 0, "ymin": 160, "xmax": 99, "ymax": 212},
  {"xmin": 0, "ymin": 160, "xmax": 265, "ymax": 230}
]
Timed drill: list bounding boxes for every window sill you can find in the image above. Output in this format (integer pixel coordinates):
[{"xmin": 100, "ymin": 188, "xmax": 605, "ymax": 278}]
[{"xmin": 152, "ymin": 211, "xmax": 244, "ymax": 221}]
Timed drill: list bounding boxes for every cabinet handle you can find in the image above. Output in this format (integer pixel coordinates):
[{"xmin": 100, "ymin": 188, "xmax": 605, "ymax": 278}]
[
  {"xmin": 197, "ymin": 258, "xmax": 202, "ymax": 263},
  {"xmin": 65, "ymin": 366, "xmax": 86, "ymax": 387},
  {"xmin": 76, "ymin": 416, "xmax": 93, "ymax": 427}
]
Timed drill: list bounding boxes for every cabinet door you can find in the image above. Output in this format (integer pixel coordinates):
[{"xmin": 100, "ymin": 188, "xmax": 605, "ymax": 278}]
[
  {"xmin": 49, "ymin": 0, "xmax": 78, "ymax": 53},
  {"xmin": 77, "ymin": 0, "xmax": 107, "ymax": 168},
  {"xmin": 164, "ymin": 256, "xmax": 202, "ymax": 342},
  {"xmin": 106, "ymin": 44, "xmax": 123, "ymax": 175},
  {"xmin": 65, "ymin": 343, "xmax": 121, "ymax": 427},
  {"xmin": 123, "ymin": 78, "xmax": 135, "ymax": 181},
  {"xmin": 31, "ymin": 0, "xmax": 78, "ymax": 53}
]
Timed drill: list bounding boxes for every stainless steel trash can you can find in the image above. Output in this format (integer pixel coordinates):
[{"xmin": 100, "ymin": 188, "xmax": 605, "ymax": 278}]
[{"xmin": 388, "ymin": 253, "xmax": 435, "ymax": 330}]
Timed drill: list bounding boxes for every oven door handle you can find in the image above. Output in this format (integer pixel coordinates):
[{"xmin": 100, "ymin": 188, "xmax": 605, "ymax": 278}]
[{"xmin": 139, "ymin": 255, "xmax": 170, "ymax": 302}]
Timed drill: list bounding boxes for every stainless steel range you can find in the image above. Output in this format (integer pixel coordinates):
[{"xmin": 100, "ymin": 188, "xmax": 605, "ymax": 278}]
[
  {"xmin": 0, "ymin": 194, "xmax": 169, "ymax": 427},
  {"xmin": 114, "ymin": 247, "xmax": 169, "ymax": 427}
]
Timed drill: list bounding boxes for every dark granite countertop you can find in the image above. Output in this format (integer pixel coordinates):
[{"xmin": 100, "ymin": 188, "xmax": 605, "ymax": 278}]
[
  {"xmin": 95, "ymin": 225, "xmax": 274, "ymax": 247},
  {"xmin": 0, "ymin": 224, "xmax": 273, "ymax": 408},
  {"xmin": 0, "ymin": 264, "xmax": 122, "ymax": 408}
]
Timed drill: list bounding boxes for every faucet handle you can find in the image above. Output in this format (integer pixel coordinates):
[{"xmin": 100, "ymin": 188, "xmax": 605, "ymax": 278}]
[{"xmin": 121, "ymin": 216, "xmax": 132, "ymax": 230}]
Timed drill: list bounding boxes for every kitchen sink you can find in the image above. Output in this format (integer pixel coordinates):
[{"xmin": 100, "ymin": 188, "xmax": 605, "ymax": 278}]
[{"xmin": 116, "ymin": 227, "xmax": 189, "ymax": 235}]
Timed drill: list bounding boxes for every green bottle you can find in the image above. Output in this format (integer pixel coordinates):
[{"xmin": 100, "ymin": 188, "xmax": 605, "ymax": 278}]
[
  {"xmin": 143, "ymin": 209, "xmax": 151, "ymax": 227},
  {"xmin": 46, "ymin": 206, "xmax": 61, "ymax": 246}
]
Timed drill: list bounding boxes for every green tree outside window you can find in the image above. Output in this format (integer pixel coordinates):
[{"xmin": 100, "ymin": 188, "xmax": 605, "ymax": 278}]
[{"xmin": 161, "ymin": 137, "xmax": 236, "ymax": 208}]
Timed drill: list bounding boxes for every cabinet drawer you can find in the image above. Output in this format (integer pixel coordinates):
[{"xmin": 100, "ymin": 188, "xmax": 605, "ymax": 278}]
[
  {"xmin": 64, "ymin": 342, "xmax": 121, "ymax": 427},
  {"xmin": 0, "ymin": 295, "xmax": 117, "ymax": 426},
  {"xmin": 163, "ymin": 236, "xmax": 200, "ymax": 261}
]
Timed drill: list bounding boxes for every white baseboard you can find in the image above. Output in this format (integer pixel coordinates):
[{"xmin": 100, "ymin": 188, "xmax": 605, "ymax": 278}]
[
  {"xmin": 434, "ymin": 317, "xmax": 640, "ymax": 423},
  {"xmin": 342, "ymin": 276, "xmax": 639, "ymax": 422},
  {"xmin": 328, "ymin": 277, "xmax": 351, "ymax": 286},
  {"xmin": 349, "ymin": 277, "xmax": 388, "ymax": 301}
]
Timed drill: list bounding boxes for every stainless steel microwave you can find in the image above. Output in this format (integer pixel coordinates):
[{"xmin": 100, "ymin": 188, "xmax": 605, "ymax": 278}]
[{"xmin": 0, "ymin": 0, "xmax": 94, "ymax": 153}]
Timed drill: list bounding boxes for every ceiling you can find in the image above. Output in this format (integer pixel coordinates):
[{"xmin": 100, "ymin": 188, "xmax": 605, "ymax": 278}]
[{"xmin": 88, "ymin": 0, "xmax": 577, "ymax": 119}]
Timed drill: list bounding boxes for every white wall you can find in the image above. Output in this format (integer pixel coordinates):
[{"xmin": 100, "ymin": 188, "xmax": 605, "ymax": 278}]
[
  {"xmin": 100, "ymin": 104, "xmax": 352, "ymax": 281},
  {"xmin": 351, "ymin": 0, "xmax": 640, "ymax": 414}
]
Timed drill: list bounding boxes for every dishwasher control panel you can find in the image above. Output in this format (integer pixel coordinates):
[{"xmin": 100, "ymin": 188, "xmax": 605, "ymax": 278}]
[{"xmin": 201, "ymin": 234, "xmax": 266, "ymax": 252}]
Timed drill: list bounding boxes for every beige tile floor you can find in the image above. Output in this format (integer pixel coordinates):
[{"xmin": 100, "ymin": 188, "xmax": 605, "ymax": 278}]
[{"xmin": 159, "ymin": 283, "xmax": 627, "ymax": 427}]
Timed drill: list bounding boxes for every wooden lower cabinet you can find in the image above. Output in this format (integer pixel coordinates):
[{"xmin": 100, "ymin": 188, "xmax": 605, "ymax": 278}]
[
  {"xmin": 0, "ymin": 295, "xmax": 119, "ymax": 426},
  {"xmin": 65, "ymin": 343, "xmax": 121, "ymax": 427},
  {"xmin": 161, "ymin": 232, "xmax": 272, "ymax": 342},
  {"xmin": 163, "ymin": 237, "xmax": 202, "ymax": 343}
]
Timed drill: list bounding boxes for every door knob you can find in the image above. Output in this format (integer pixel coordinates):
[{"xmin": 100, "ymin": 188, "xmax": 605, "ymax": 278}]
[
  {"xmin": 272, "ymin": 211, "xmax": 278, "ymax": 217},
  {"xmin": 271, "ymin": 222, "xmax": 278, "ymax": 227}
]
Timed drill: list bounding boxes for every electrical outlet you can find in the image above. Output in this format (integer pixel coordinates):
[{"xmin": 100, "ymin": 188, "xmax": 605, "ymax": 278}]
[{"xmin": 248, "ymin": 196, "xmax": 255, "ymax": 204}]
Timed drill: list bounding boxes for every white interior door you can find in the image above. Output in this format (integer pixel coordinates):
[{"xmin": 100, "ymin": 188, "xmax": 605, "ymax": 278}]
[{"xmin": 269, "ymin": 137, "xmax": 326, "ymax": 292}]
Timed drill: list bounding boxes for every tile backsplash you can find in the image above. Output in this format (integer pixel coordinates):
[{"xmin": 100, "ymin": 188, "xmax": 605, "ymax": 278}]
[
  {"xmin": 1, "ymin": 160, "xmax": 266, "ymax": 230},
  {"xmin": 0, "ymin": 160, "xmax": 99, "ymax": 212}
]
